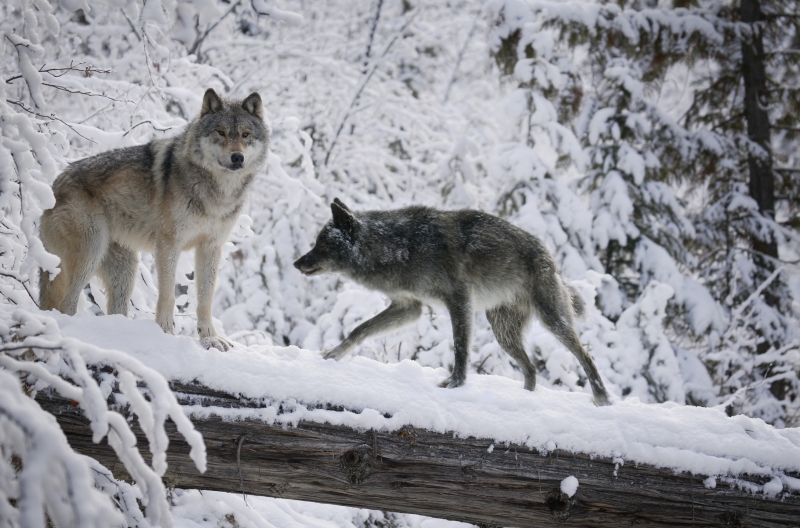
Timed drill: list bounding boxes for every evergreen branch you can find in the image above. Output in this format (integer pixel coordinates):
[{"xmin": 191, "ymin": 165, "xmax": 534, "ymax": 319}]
[
  {"xmin": 713, "ymin": 369, "xmax": 798, "ymax": 411},
  {"xmin": 721, "ymin": 266, "xmax": 784, "ymax": 343}
]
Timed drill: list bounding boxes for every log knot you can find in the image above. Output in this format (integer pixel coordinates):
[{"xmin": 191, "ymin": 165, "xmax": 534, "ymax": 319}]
[
  {"xmin": 340, "ymin": 444, "xmax": 372, "ymax": 485},
  {"xmin": 545, "ymin": 487, "xmax": 574, "ymax": 522},
  {"xmin": 720, "ymin": 511, "xmax": 745, "ymax": 527}
]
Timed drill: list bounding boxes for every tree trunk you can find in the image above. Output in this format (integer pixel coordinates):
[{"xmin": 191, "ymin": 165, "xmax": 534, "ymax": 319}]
[
  {"xmin": 740, "ymin": 0, "xmax": 788, "ymax": 401},
  {"xmin": 39, "ymin": 384, "xmax": 800, "ymax": 528}
]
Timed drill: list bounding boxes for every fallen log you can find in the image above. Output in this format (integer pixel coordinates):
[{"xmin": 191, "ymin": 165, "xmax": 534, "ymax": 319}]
[{"xmin": 40, "ymin": 383, "xmax": 799, "ymax": 528}]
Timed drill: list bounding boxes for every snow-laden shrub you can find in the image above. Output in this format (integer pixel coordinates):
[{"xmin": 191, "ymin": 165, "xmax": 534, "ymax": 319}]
[{"xmin": 0, "ymin": 308, "xmax": 206, "ymax": 527}]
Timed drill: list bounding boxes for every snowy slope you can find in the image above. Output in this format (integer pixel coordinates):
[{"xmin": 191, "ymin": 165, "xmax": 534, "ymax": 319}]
[{"xmin": 53, "ymin": 311, "xmax": 800, "ymax": 496}]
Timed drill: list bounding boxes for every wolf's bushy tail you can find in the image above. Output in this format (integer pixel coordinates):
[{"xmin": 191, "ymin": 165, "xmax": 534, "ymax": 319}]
[{"xmin": 566, "ymin": 283, "xmax": 585, "ymax": 319}]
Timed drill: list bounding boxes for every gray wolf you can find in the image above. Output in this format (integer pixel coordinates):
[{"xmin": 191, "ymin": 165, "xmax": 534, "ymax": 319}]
[
  {"xmin": 39, "ymin": 88, "xmax": 269, "ymax": 351},
  {"xmin": 294, "ymin": 200, "xmax": 611, "ymax": 406}
]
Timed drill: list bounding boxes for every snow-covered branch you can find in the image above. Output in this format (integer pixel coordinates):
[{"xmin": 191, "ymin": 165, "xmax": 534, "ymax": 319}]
[{"xmin": 0, "ymin": 309, "xmax": 206, "ymax": 527}]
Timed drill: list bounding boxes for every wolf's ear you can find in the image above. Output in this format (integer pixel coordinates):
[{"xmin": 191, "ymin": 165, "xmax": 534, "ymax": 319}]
[
  {"xmin": 242, "ymin": 92, "xmax": 263, "ymax": 119},
  {"xmin": 333, "ymin": 197, "xmax": 350, "ymax": 211},
  {"xmin": 331, "ymin": 201, "xmax": 357, "ymax": 235},
  {"xmin": 201, "ymin": 88, "xmax": 223, "ymax": 116}
]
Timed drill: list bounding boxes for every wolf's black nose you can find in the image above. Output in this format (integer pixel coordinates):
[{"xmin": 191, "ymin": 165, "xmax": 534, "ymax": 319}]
[{"xmin": 231, "ymin": 153, "xmax": 244, "ymax": 165}]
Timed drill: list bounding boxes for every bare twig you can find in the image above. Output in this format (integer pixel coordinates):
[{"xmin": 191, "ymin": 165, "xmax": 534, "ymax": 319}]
[
  {"xmin": 442, "ymin": 9, "xmax": 481, "ymax": 105},
  {"xmin": 122, "ymin": 120, "xmax": 174, "ymax": 137},
  {"xmin": 0, "ymin": 272, "xmax": 39, "ymax": 307},
  {"xmin": 324, "ymin": 10, "xmax": 418, "ymax": 166},
  {"xmin": 141, "ymin": 24, "xmax": 167, "ymax": 99},
  {"xmin": 5, "ymin": 61, "xmax": 112, "ymax": 84},
  {"xmin": 7, "ymin": 80, "xmax": 135, "ymax": 103},
  {"xmin": 5, "ymin": 35, "xmax": 41, "ymax": 108},
  {"xmin": 6, "ymin": 99, "xmax": 96, "ymax": 143},
  {"xmin": 188, "ymin": 0, "xmax": 243, "ymax": 57},
  {"xmin": 121, "ymin": 9, "xmax": 142, "ymax": 41},
  {"xmin": 363, "ymin": 0, "xmax": 384, "ymax": 72}
]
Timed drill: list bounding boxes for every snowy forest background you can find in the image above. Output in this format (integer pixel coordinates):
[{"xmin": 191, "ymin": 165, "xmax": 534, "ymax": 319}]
[{"xmin": 1, "ymin": 0, "xmax": 799, "ymax": 526}]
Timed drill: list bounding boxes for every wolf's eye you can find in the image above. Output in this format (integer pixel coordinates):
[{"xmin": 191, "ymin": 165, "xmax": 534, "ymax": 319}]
[
  {"xmin": 216, "ymin": 130, "xmax": 225, "ymax": 137},
  {"xmin": 242, "ymin": 132, "xmax": 250, "ymax": 138}
]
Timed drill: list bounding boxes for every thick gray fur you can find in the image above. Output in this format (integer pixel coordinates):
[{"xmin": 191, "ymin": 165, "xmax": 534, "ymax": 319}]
[
  {"xmin": 294, "ymin": 200, "xmax": 611, "ymax": 406},
  {"xmin": 39, "ymin": 89, "xmax": 269, "ymax": 351}
]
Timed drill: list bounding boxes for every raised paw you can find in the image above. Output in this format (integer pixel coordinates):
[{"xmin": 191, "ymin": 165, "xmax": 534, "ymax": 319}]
[
  {"xmin": 321, "ymin": 347, "xmax": 348, "ymax": 361},
  {"xmin": 201, "ymin": 335, "xmax": 233, "ymax": 352},
  {"xmin": 438, "ymin": 376, "xmax": 465, "ymax": 389},
  {"xmin": 593, "ymin": 392, "xmax": 612, "ymax": 407}
]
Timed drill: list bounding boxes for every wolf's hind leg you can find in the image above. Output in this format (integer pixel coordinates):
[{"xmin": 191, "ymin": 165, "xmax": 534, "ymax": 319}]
[
  {"xmin": 323, "ymin": 299, "xmax": 422, "ymax": 360},
  {"xmin": 58, "ymin": 222, "xmax": 109, "ymax": 315},
  {"xmin": 99, "ymin": 242, "xmax": 138, "ymax": 316},
  {"xmin": 533, "ymin": 283, "xmax": 611, "ymax": 406},
  {"xmin": 487, "ymin": 304, "xmax": 537, "ymax": 391},
  {"xmin": 39, "ymin": 268, "xmax": 66, "ymax": 312}
]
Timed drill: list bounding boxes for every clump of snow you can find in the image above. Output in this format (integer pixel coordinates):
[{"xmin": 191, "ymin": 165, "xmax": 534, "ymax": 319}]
[{"xmin": 560, "ymin": 476, "xmax": 579, "ymax": 497}]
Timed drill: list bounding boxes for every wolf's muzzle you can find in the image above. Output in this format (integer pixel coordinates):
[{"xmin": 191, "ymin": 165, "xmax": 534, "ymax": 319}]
[
  {"xmin": 231, "ymin": 152, "xmax": 244, "ymax": 169},
  {"xmin": 293, "ymin": 254, "xmax": 322, "ymax": 276}
]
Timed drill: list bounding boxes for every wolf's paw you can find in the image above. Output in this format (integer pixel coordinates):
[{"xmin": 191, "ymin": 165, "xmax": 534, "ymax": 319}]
[
  {"xmin": 321, "ymin": 347, "xmax": 349, "ymax": 361},
  {"xmin": 438, "ymin": 376, "xmax": 465, "ymax": 389},
  {"xmin": 156, "ymin": 313, "xmax": 175, "ymax": 334},
  {"xmin": 201, "ymin": 335, "xmax": 232, "ymax": 352},
  {"xmin": 593, "ymin": 392, "xmax": 612, "ymax": 407}
]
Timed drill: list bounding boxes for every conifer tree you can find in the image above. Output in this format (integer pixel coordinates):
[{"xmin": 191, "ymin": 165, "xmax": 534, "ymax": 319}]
[{"xmin": 685, "ymin": 0, "xmax": 800, "ymax": 424}]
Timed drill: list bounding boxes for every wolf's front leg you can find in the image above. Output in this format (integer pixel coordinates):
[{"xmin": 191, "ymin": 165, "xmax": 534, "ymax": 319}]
[
  {"xmin": 439, "ymin": 290, "xmax": 473, "ymax": 389},
  {"xmin": 155, "ymin": 236, "xmax": 179, "ymax": 334},
  {"xmin": 195, "ymin": 241, "xmax": 231, "ymax": 352},
  {"xmin": 323, "ymin": 299, "xmax": 422, "ymax": 360}
]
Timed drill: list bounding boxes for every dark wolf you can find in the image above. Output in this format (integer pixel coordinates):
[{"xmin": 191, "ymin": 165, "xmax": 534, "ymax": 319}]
[
  {"xmin": 39, "ymin": 89, "xmax": 269, "ymax": 351},
  {"xmin": 294, "ymin": 200, "xmax": 611, "ymax": 406}
]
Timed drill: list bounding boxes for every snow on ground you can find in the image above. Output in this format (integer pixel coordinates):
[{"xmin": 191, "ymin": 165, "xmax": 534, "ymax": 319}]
[{"xmin": 52, "ymin": 311, "xmax": 800, "ymax": 495}]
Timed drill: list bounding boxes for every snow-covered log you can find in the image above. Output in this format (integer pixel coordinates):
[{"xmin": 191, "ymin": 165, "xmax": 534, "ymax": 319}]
[{"xmin": 41, "ymin": 383, "xmax": 799, "ymax": 528}]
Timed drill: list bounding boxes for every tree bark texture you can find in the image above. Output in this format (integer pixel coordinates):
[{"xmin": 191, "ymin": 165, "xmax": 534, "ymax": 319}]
[{"xmin": 39, "ymin": 384, "xmax": 800, "ymax": 528}]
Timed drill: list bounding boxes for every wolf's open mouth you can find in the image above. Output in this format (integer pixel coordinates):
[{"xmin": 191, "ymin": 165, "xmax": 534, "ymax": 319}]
[{"xmin": 301, "ymin": 267, "xmax": 322, "ymax": 276}]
